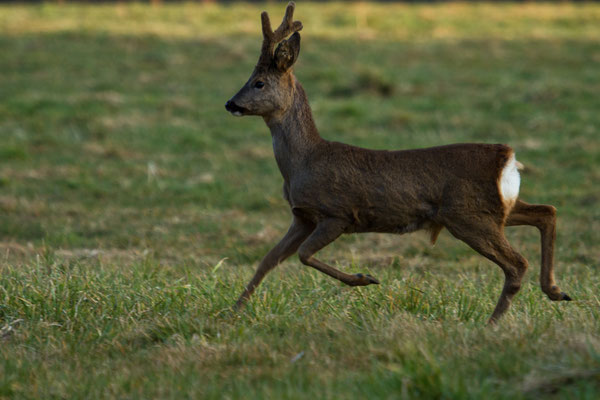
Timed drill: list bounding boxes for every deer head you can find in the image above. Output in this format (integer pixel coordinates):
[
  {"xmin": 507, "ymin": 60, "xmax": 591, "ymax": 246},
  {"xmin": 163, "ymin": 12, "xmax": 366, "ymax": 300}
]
[{"xmin": 225, "ymin": 2, "xmax": 303, "ymax": 118}]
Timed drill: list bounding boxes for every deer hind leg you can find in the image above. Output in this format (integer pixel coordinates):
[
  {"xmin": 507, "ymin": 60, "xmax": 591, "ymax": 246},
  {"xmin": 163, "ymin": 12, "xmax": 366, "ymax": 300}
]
[
  {"xmin": 506, "ymin": 200, "xmax": 571, "ymax": 302},
  {"xmin": 444, "ymin": 217, "xmax": 529, "ymax": 323},
  {"xmin": 234, "ymin": 217, "xmax": 315, "ymax": 310},
  {"xmin": 297, "ymin": 218, "xmax": 380, "ymax": 286}
]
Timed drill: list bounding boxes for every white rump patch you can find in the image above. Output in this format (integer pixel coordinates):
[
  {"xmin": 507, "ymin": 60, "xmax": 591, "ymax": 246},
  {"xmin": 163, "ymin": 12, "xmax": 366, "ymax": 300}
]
[{"xmin": 499, "ymin": 153, "xmax": 521, "ymax": 203}]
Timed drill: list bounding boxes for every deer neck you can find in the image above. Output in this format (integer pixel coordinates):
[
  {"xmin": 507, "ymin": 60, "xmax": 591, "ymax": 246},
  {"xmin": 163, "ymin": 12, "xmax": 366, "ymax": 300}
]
[{"xmin": 264, "ymin": 80, "xmax": 324, "ymax": 182}]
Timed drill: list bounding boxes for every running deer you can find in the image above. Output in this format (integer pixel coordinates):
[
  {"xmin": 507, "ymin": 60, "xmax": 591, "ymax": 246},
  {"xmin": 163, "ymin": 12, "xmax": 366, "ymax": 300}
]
[{"xmin": 225, "ymin": 2, "xmax": 571, "ymax": 323}]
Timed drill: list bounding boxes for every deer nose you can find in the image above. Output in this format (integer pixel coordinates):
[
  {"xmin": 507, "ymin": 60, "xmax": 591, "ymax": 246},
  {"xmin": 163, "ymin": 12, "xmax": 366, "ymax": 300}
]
[{"xmin": 225, "ymin": 100, "xmax": 246, "ymax": 115}]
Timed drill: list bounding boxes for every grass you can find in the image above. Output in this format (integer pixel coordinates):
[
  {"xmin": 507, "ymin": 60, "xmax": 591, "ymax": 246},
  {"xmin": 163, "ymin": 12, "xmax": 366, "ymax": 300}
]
[{"xmin": 1, "ymin": 1, "xmax": 600, "ymax": 398}]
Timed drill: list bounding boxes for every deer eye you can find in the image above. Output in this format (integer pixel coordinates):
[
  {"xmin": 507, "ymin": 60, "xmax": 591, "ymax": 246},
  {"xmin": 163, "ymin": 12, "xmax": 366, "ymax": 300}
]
[{"xmin": 254, "ymin": 81, "xmax": 265, "ymax": 89}]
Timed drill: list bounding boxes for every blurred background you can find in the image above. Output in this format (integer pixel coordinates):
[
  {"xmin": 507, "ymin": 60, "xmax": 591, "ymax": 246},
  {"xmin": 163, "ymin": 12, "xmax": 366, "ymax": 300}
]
[{"xmin": 1, "ymin": 0, "xmax": 598, "ymax": 266}]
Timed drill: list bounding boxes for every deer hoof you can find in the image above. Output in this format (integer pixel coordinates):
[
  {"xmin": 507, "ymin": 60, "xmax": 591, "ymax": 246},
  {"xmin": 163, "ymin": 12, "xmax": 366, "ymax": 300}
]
[
  {"xmin": 546, "ymin": 285, "xmax": 569, "ymax": 301},
  {"xmin": 354, "ymin": 273, "xmax": 380, "ymax": 285}
]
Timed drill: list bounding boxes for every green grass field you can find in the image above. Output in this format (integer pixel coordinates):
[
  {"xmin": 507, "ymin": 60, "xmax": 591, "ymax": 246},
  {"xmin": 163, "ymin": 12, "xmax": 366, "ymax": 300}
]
[{"xmin": 1, "ymin": 2, "xmax": 600, "ymax": 398}]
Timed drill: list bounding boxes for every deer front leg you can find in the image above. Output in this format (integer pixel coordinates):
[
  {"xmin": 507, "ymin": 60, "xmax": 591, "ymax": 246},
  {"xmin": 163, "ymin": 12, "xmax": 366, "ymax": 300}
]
[
  {"xmin": 297, "ymin": 218, "xmax": 380, "ymax": 286},
  {"xmin": 234, "ymin": 217, "xmax": 315, "ymax": 310}
]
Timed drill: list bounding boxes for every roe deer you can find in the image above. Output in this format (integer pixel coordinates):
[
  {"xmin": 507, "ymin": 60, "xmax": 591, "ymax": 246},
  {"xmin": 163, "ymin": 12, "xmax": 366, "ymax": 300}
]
[{"xmin": 225, "ymin": 2, "xmax": 571, "ymax": 323}]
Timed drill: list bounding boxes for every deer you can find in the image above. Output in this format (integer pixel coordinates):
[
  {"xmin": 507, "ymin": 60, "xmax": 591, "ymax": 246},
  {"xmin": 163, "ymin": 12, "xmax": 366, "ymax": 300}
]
[{"xmin": 224, "ymin": 2, "xmax": 571, "ymax": 323}]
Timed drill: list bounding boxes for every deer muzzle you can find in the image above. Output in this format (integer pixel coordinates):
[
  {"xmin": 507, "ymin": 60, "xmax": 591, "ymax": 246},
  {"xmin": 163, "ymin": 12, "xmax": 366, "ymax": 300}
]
[{"xmin": 225, "ymin": 100, "xmax": 247, "ymax": 117}]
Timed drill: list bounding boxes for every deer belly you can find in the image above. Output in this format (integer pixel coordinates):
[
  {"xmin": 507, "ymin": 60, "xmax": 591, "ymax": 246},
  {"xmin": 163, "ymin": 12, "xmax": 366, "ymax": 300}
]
[{"xmin": 347, "ymin": 206, "xmax": 430, "ymax": 235}]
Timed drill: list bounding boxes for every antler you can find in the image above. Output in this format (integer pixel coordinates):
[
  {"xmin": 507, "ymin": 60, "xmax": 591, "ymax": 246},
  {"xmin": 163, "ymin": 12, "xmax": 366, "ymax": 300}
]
[{"xmin": 257, "ymin": 2, "xmax": 303, "ymax": 67}]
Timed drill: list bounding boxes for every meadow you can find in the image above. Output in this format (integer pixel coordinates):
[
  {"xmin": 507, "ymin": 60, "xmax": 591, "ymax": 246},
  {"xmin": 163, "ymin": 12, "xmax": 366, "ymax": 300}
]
[{"xmin": 1, "ymin": 2, "xmax": 600, "ymax": 398}]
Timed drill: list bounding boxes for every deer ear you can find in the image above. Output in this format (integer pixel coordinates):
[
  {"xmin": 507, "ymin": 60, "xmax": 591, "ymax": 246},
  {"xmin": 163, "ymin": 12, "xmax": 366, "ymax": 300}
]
[{"xmin": 274, "ymin": 32, "xmax": 301, "ymax": 72}]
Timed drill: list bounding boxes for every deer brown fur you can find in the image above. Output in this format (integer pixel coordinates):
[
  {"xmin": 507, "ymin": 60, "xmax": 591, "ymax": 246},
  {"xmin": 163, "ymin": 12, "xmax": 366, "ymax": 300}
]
[{"xmin": 225, "ymin": 2, "xmax": 571, "ymax": 323}]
